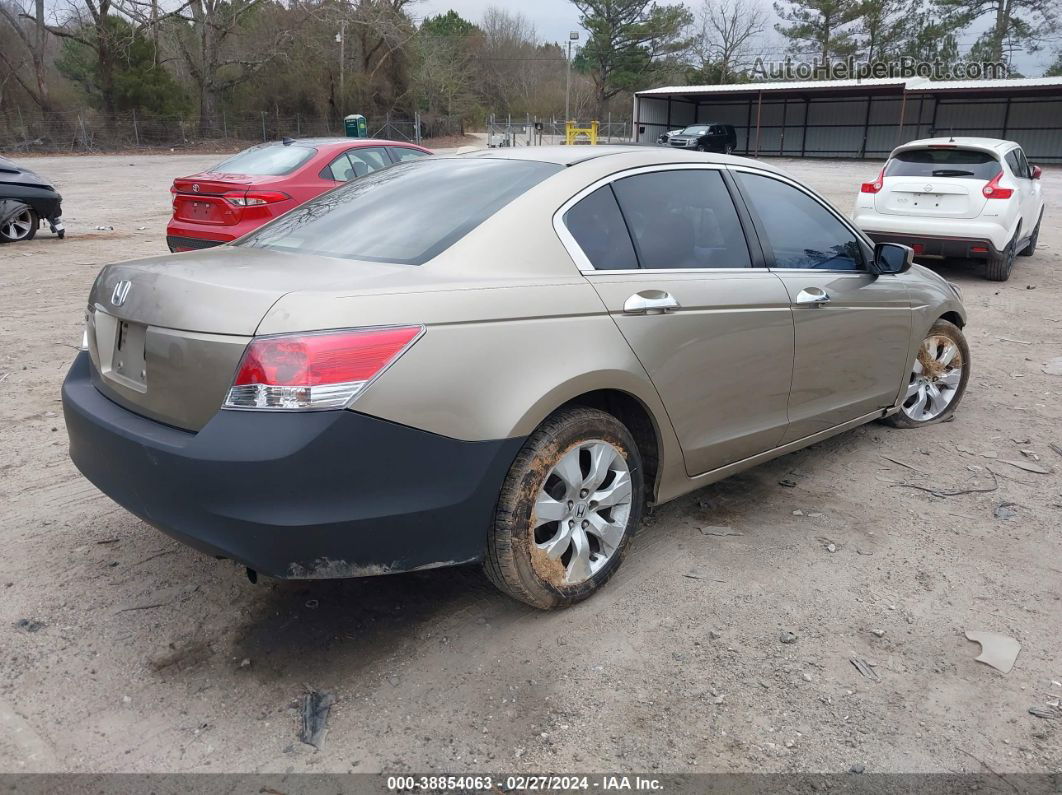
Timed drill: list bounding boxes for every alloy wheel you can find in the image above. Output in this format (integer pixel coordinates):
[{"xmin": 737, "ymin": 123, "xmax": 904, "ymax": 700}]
[
  {"xmin": 901, "ymin": 334, "xmax": 964, "ymax": 422},
  {"xmin": 532, "ymin": 440, "xmax": 633, "ymax": 585},
  {"xmin": 1, "ymin": 208, "xmax": 34, "ymax": 241}
]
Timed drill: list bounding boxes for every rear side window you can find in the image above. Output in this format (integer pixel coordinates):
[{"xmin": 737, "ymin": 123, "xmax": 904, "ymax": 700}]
[
  {"xmin": 239, "ymin": 158, "xmax": 561, "ymax": 265},
  {"xmin": 738, "ymin": 172, "xmax": 862, "ymax": 271},
  {"xmin": 322, "ymin": 147, "xmax": 391, "ymax": 181},
  {"xmin": 612, "ymin": 170, "xmax": 751, "ymax": 269},
  {"xmin": 885, "ymin": 148, "xmax": 1002, "ymax": 180},
  {"xmin": 212, "ymin": 145, "xmax": 316, "ymax": 176},
  {"xmin": 390, "ymin": 147, "xmax": 429, "ymax": 162},
  {"xmin": 563, "ymin": 186, "xmax": 638, "ymax": 270}
]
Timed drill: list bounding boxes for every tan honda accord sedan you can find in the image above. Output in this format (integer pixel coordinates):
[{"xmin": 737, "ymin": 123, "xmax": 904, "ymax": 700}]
[{"xmin": 63, "ymin": 146, "xmax": 969, "ymax": 608}]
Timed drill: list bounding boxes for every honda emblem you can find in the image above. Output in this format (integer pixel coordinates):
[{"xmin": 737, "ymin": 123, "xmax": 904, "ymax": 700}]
[{"xmin": 111, "ymin": 280, "xmax": 132, "ymax": 307}]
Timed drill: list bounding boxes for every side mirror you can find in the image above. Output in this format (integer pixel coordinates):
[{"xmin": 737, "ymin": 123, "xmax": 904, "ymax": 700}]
[
  {"xmin": 1031, "ymin": 165, "xmax": 1042, "ymax": 180},
  {"xmin": 873, "ymin": 242, "xmax": 914, "ymax": 274}
]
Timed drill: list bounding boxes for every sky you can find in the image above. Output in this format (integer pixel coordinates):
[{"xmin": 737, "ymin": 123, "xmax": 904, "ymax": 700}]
[{"xmin": 414, "ymin": 0, "xmax": 1052, "ymax": 78}]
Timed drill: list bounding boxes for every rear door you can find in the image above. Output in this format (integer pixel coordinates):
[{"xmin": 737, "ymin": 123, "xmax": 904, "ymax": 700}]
[
  {"xmin": 558, "ymin": 165, "xmax": 795, "ymax": 476},
  {"xmin": 733, "ymin": 168, "xmax": 912, "ymax": 442}
]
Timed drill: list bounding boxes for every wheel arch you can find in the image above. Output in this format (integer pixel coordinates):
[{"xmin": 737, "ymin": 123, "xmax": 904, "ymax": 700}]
[
  {"xmin": 512, "ymin": 375, "xmax": 671, "ymax": 503},
  {"xmin": 939, "ymin": 310, "xmax": 964, "ymax": 329}
]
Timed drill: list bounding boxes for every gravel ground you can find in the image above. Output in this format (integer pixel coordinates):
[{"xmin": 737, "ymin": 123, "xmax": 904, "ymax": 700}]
[{"xmin": 1, "ymin": 151, "xmax": 1060, "ymax": 775}]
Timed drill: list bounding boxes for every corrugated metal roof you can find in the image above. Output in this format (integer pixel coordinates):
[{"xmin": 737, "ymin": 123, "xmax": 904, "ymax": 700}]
[
  {"xmin": 636, "ymin": 76, "xmax": 1062, "ymax": 97},
  {"xmin": 911, "ymin": 76, "xmax": 1062, "ymax": 91},
  {"xmin": 637, "ymin": 78, "xmax": 908, "ymax": 96}
]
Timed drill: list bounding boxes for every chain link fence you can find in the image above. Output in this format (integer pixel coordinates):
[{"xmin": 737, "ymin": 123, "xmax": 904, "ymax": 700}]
[
  {"xmin": 0, "ymin": 108, "xmax": 466, "ymax": 152},
  {"xmin": 486, "ymin": 114, "xmax": 632, "ymax": 148}
]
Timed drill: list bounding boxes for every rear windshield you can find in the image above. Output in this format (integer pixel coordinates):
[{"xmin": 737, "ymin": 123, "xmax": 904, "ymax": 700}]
[
  {"xmin": 885, "ymin": 148, "xmax": 1002, "ymax": 180},
  {"xmin": 212, "ymin": 145, "xmax": 317, "ymax": 176},
  {"xmin": 238, "ymin": 157, "xmax": 562, "ymax": 265}
]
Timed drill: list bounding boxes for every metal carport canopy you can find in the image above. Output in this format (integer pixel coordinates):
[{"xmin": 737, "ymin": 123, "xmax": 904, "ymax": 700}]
[{"xmin": 633, "ymin": 76, "xmax": 1062, "ymax": 162}]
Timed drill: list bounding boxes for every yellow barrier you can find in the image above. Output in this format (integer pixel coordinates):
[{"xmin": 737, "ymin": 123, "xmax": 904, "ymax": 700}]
[{"xmin": 565, "ymin": 120, "xmax": 598, "ymax": 145}]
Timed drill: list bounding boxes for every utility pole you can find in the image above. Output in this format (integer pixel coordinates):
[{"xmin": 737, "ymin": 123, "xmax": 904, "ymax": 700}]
[
  {"xmin": 336, "ymin": 20, "xmax": 347, "ymax": 114},
  {"xmin": 565, "ymin": 31, "xmax": 579, "ymax": 123}
]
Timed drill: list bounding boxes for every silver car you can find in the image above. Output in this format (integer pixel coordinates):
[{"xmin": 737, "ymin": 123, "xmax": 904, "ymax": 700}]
[{"xmin": 63, "ymin": 147, "xmax": 969, "ymax": 609}]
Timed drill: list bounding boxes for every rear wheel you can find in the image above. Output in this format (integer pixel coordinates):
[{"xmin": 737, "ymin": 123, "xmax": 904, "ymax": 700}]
[
  {"xmin": 1019, "ymin": 211, "xmax": 1042, "ymax": 256},
  {"xmin": 0, "ymin": 206, "xmax": 37, "ymax": 243},
  {"xmin": 985, "ymin": 235, "xmax": 1016, "ymax": 281},
  {"xmin": 485, "ymin": 407, "xmax": 644, "ymax": 609},
  {"xmin": 884, "ymin": 320, "xmax": 969, "ymax": 428}
]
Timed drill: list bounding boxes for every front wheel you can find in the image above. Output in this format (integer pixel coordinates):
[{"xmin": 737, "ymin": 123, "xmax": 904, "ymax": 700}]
[
  {"xmin": 485, "ymin": 407, "xmax": 644, "ymax": 609},
  {"xmin": 884, "ymin": 320, "xmax": 969, "ymax": 428},
  {"xmin": 0, "ymin": 206, "xmax": 37, "ymax": 243}
]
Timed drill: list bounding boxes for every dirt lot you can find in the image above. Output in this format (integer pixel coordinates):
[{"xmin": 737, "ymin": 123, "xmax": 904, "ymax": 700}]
[{"xmin": 1, "ymin": 151, "xmax": 1060, "ymax": 775}]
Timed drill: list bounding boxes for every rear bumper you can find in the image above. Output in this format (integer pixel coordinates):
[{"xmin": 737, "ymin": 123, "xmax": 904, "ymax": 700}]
[
  {"xmin": 853, "ymin": 210, "xmax": 1011, "ymax": 254},
  {"xmin": 62, "ymin": 351, "xmax": 524, "ymax": 579},
  {"xmin": 861, "ymin": 230, "xmax": 1002, "ymax": 260},
  {"xmin": 166, "ymin": 235, "xmax": 226, "ymax": 253}
]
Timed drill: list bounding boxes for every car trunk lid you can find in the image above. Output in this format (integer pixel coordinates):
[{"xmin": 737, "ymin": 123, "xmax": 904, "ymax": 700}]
[
  {"xmin": 874, "ymin": 177, "xmax": 988, "ymax": 219},
  {"xmin": 86, "ymin": 247, "xmax": 421, "ymax": 430},
  {"xmin": 171, "ymin": 173, "xmax": 288, "ymax": 226}
]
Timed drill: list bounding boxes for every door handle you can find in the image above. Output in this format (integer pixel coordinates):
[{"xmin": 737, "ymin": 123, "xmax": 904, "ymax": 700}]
[
  {"xmin": 623, "ymin": 290, "xmax": 681, "ymax": 315},
  {"xmin": 795, "ymin": 287, "xmax": 831, "ymax": 306}
]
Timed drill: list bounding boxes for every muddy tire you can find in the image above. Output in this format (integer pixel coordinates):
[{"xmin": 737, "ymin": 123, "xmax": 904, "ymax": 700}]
[
  {"xmin": 484, "ymin": 406, "xmax": 644, "ymax": 609},
  {"xmin": 984, "ymin": 236, "xmax": 1015, "ymax": 281},
  {"xmin": 1019, "ymin": 211, "xmax": 1041, "ymax": 257},
  {"xmin": 884, "ymin": 319, "xmax": 969, "ymax": 429}
]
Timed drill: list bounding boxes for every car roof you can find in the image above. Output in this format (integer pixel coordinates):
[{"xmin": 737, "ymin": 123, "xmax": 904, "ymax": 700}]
[
  {"xmin": 455, "ymin": 144, "xmax": 775, "ymax": 170},
  {"xmin": 255, "ymin": 137, "xmax": 424, "ymax": 150}
]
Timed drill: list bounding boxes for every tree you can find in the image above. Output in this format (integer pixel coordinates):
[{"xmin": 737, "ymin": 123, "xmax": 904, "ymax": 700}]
[
  {"xmin": 935, "ymin": 0, "xmax": 1059, "ymax": 64},
  {"xmin": 165, "ymin": 0, "xmax": 289, "ymax": 135},
  {"xmin": 414, "ymin": 11, "xmax": 480, "ymax": 118},
  {"xmin": 1048, "ymin": 49, "xmax": 1062, "ymax": 75},
  {"xmin": 855, "ymin": 0, "xmax": 908, "ymax": 61},
  {"xmin": 691, "ymin": 0, "xmax": 765, "ymax": 83},
  {"xmin": 56, "ymin": 14, "xmax": 188, "ymax": 115},
  {"xmin": 773, "ymin": 0, "xmax": 862, "ymax": 62},
  {"xmin": 0, "ymin": 0, "xmax": 53, "ymax": 111},
  {"xmin": 571, "ymin": 0, "xmax": 692, "ymax": 117},
  {"xmin": 896, "ymin": 0, "xmax": 960, "ymax": 62}
]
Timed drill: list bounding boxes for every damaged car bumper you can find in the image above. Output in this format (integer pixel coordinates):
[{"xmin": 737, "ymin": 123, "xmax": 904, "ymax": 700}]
[{"xmin": 62, "ymin": 351, "xmax": 523, "ymax": 579}]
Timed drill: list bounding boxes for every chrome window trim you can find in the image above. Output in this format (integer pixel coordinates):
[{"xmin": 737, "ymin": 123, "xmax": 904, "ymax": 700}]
[{"xmin": 553, "ymin": 162, "xmax": 754, "ymax": 275}]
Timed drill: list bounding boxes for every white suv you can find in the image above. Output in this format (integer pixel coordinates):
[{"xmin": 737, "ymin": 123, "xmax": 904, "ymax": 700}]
[{"xmin": 852, "ymin": 137, "xmax": 1044, "ymax": 281}]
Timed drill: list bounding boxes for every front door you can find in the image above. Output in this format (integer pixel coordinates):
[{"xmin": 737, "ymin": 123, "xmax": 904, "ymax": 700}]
[
  {"xmin": 733, "ymin": 169, "xmax": 912, "ymax": 442},
  {"xmin": 559, "ymin": 166, "xmax": 794, "ymax": 476}
]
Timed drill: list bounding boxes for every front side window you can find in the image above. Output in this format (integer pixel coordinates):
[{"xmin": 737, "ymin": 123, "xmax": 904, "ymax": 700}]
[
  {"xmin": 212, "ymin": 145, "xmax": 316, "ymax": 176},
  {"xmin": 1013, "ymin": 149, "xmax": 1031, "ymax": 178},
  {"xmin": 563, "ymin": 186, "xmax": 638, "ymax": 270},
  {"xmin": 239, "ymin": 157, "xmax": 561, "ymax": 265},
  {"xmin": 737, "ymin": 172, "xmax": 862, "ymax": 271},
  {"xmin": 612, "ymin": 170, "xmax": 751, "ymax": 269},
  {"xmin": 885, "ymin": 148, "xmax": 1002, "ymax": 181}
]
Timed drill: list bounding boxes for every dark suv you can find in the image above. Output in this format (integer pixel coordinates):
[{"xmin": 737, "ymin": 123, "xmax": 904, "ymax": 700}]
[{"xmin": 666, "ymin": 124, "xmax": 737, "ymax": 154}]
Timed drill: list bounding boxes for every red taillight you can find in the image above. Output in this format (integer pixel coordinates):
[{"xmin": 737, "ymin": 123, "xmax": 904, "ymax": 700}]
[
  {"xmin": 982, "ymin": 172, "xmax": 1012, "ymax": 199},
  {"xmin": 224, "ymin": 190, "xmax": 291, "ymax": 207},
  {"xmin": 861, "ymin": 166, "xmax": 885, "ymax": 193},
  {"xmin": 225, "ymin": 326, "xmax": 423, "ymax": 410}
]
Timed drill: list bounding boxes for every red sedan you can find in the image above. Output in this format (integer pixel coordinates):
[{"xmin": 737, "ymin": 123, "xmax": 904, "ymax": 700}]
[{"xmin": 166, "ymin": 138, "xmax": 432, "ymax": 252}]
